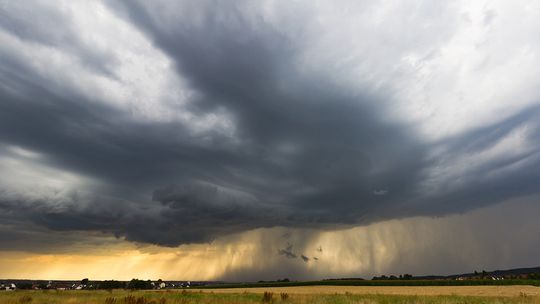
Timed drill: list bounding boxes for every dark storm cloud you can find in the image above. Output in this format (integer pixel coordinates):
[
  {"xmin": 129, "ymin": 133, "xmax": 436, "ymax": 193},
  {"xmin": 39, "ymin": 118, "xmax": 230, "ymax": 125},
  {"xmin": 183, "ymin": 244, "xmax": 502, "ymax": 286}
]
[
  {"xmin": 108, "ymin": 0, "xmax": 429, "ymax": 215},
  {"xmin": 1, "ymin": 0, "xmax": 540, "ymax": 250},
  {"xmin": 278, "ymin": 244, "xmax": 297, "ymax": 259},
  {"xmin": 404, "ymin": 106, "xmax": 540, "ymax": 217}
]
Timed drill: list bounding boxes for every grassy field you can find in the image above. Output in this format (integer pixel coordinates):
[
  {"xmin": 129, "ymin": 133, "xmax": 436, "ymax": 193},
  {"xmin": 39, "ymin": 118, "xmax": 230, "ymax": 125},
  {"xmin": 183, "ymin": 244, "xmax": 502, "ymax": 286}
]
[
  {"xmin": 0, "ymin": 287, "xmax": 539, "ymax": 304},
  {"xmin": 200, "ymin": 279, "xmax": 540, "ymax": 288},
  {"xmin": 193, "ymin": 285, "xmax": 540, "ymax": 297}
]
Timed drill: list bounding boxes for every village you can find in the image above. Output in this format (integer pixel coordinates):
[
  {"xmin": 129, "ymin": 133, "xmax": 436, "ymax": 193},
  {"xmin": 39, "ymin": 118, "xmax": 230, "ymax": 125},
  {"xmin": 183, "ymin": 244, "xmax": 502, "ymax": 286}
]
[{"xmin": 0, "ymin": 279, "xmax": 206, "ymax": 291}]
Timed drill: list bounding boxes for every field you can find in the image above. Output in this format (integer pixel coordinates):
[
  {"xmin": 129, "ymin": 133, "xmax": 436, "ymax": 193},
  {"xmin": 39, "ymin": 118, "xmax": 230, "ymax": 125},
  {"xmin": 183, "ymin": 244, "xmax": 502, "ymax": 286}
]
[
  {"xmin": 1, "ymin": 286, "xmax": 540, "ymax": 304},
  {"xmin": 193, "ymin": 285, "xmax": 540, "ymax": 297},
  {"xmin": 200, "ymin": 279, "xmax": 540, "ymax": 288}
]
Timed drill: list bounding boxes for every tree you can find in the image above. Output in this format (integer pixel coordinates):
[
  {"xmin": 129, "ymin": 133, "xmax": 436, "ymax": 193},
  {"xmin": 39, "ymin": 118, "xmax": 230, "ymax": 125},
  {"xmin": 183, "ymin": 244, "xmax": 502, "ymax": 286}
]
[
  {"xmin": 17, "ymin": 283, "xmax": 33, "ymax": 290},
  {"xmin": 127, "ymin": 279, "xmax": 153, "ymax": 290},
  {"xmin": 98, "ymin": 280, "xmax": 125, "ymax": 290},
  {"xmin": 81, "ymin": 278, "xmax": 89, "ymax": 286},
  {"xmin": 37, "ymin": 283, "xmax": 48, "ymax": 290}
]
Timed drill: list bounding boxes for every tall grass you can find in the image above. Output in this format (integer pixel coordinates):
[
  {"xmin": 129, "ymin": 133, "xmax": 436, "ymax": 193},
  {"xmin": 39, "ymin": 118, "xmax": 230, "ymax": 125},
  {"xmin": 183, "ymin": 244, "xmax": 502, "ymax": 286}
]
[{"xmin": 0, "ymin": 290, "xmax": 539, "ymax": 304}]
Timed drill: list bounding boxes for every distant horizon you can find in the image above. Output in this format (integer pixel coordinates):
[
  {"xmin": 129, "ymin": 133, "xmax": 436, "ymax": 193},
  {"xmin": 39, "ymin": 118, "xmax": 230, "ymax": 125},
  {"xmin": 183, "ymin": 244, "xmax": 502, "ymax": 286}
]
[{"xmin": 2, "ymin": 264, "xmax": 540, "ymax": 282}]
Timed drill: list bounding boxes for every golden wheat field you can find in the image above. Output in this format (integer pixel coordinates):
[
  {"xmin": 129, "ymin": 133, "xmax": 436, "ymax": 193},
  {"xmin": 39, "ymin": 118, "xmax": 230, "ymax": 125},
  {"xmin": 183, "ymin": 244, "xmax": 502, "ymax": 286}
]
[{"xmin": 192, "ymin": 285, "xmax": 540, "ymax": 297}]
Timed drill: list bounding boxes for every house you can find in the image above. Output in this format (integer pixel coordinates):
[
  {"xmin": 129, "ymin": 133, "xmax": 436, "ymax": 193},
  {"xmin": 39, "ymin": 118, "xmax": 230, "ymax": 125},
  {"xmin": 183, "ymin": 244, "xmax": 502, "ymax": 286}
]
[{"xmin": 54, "ymin": 283, "xmax": 72, "ymax": 291}]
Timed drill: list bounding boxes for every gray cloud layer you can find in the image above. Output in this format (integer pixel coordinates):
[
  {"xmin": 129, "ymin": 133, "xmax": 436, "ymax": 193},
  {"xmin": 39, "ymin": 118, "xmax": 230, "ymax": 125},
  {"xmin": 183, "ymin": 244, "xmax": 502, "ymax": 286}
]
[{"xmin": 1, "ymin": 0, "xmax": 540, "ymax": 251}]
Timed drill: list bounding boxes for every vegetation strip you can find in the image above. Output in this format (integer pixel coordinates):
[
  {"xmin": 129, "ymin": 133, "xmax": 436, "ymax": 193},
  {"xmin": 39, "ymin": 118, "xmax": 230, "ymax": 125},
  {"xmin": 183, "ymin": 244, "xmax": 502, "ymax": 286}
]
[
  {"xmin": 0, "ymin": 290, "xmax": 540, "ymax": 304},
  {"xmin": 199, "ymin": 279, "xmax": 540, "ymax": 289}
]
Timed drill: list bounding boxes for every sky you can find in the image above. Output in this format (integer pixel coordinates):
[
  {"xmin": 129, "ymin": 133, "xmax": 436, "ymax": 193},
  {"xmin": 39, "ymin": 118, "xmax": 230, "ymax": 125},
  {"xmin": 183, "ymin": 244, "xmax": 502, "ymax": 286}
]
[{"xmin": 0, "ymin": 0, "xmax": 540, "ymax": 281}]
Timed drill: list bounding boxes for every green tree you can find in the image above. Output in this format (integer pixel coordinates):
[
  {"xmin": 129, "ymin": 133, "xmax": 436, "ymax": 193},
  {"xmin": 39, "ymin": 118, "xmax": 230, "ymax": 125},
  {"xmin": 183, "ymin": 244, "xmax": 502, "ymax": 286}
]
[{"xmin": 127, "ymin": 279, "xmax": 153, "ymax": 290}]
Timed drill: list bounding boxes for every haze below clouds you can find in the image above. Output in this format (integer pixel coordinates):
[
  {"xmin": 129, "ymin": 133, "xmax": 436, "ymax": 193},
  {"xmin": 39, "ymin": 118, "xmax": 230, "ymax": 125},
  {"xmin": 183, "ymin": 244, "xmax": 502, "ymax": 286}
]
[{"xmin": 0, "ymin": 0, "xmax": 539, "ymax": 280}]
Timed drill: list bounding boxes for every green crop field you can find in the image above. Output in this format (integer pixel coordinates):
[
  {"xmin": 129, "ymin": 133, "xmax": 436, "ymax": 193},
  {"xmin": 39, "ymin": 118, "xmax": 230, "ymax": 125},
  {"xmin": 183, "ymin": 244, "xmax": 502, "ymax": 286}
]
[
  {"xmin": 0, "ymin": 289, "xmax": 540, "ymax": 304},
  {"xmin": 200, "ymin": 279, "xmax": 540, "ymax": 289}
]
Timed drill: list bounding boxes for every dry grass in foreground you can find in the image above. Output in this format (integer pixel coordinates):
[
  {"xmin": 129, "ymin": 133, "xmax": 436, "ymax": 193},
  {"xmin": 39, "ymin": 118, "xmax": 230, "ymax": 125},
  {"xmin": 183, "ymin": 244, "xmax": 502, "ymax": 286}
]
[{"xmin": 0, "ymin": 287, "xmax": 539, "ymax": 304}]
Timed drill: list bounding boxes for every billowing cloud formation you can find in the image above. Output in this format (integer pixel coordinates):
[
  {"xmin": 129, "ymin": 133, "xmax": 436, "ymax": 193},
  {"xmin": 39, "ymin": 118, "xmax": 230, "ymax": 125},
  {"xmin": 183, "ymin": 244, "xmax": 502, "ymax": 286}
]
[
  {"xmin": 1, "ymin": 198, "xmax": 539, "ymax": 281},
  {"xmin": 1, "ymin": 0, "xmax": 540, "ymax": 267}
]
